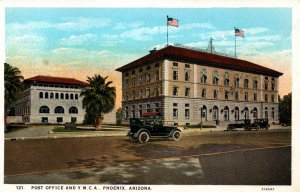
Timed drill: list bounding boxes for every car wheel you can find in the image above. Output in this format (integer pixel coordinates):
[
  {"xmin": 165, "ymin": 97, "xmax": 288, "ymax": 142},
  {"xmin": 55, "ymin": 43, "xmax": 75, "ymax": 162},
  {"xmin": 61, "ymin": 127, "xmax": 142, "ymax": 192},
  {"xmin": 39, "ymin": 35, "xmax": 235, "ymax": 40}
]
[
  {"xmin": 138, "ymin": 131, "xmax": 150, "ymax": 143},
  {"xmin": 256, "ymin": 125, "xmax": 260, "ymax": 131},
  {"xmin": 172, "ymin": 130, "xmax": 181, "ymax": 141}
]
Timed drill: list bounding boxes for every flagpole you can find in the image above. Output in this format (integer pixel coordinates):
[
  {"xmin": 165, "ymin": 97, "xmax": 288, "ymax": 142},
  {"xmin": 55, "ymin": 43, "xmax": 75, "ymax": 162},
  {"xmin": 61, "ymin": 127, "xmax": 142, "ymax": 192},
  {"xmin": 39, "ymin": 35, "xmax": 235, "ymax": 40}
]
[
  {"xmin": 234, "ymin": 27, "xmax": 236, "ymax": 59},
  {"xmin": 167, "ymin": 15, "xmax": 169, "ymax": 46}
]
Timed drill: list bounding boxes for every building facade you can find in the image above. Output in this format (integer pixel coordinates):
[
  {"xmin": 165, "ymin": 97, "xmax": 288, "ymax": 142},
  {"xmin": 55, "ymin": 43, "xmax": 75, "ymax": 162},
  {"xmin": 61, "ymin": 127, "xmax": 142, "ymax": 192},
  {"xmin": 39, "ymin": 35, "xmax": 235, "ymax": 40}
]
[
  {"xmin": 116, "ymin": 45, "xmax": 283, "ymax": 126},
  {"xmin": 14, "ymin": 75, "xmax": 116, "ymax": 124}
]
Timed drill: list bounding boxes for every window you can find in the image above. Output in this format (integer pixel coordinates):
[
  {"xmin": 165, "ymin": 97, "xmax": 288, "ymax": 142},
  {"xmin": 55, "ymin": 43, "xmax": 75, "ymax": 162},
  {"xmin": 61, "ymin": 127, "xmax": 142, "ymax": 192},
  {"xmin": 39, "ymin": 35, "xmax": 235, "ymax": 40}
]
[
  {"xmin": 55, "ymin": 93, "xmax": 59, "ymax": 99},
  {"xmin": 60, "ymin": 93, "xmax": 64, "ymax": 99},
  {"xmin": 272, "ymin": 83, "xmax": 275, "ymax": 91},
  {"xmin": 234, "ymin": 107, "xmax": 239, "ymax": 120},
  {"xmin": 139, "ymin": 68, "xmax": 143, "ymax": 73},
  {"xmin": 139, "ymin": 75, "xmax": 143, "ymax": 85},
  {"xmin": 45, "ymin": 92, "xmax": 49, "ymax": 99},
  {"xmin": 173, "ymin": 62, "xmax": 178, "ymax": 67},
  {"xmin": 271, "ymin": 95, "xmax": 275, "ymax": 102},
  {"xmin": 265, "ymin": 107, "xmax": 269, "ymax": 118},
  {"xmin": 146, "ymin": 65, "xmax": 151, "ymax": 70},
  {"xmin": 265, "ymin": 94, "xmax": 268, "ymax": 102},
  {"xmin": 125, "ymin": 79, "xmax": 129, "ymax": 87},
  {"xmin": 213, "ymin": 71, "xmax": 219, "ymax": 85},
  {"xmin": 224, "ymin": 78, "xmax": 229, "ymax": 86},
  {"xmin": 254, "ymin": 93, "xmax": 257, "ymax": 101},
  {"xmin": 213, "ymin": 89, "xmax": 218, "ymax": 99},
  {"xmin": 146, "ymin": 72, "xmax": 151, "ymax": 83},
  {"xmin": 244, "ymin": 79, "xmax": 249, "ymax": 88},
  {"xmin": 173, "ymin": 87, "xmax": 179, "ymax": 96},
  {"xmin": 139, "ymin": 89, "xmax": 142, "ymax": 99},
  {"xmin": 173, "ymin": 108, "xmax": 178, "ymax": 118},
  {"xmin": 57, "ymin": 117, "xmax": 63, "ymax": 123},
  {"xmin": 253, "ymin": 80, "xmax": 258, "ymax": 89},
  {"xmin": 253, "ymin": 108, "xmax": 258, "ymax": 119},
  {"xmin": 155, "ymin": 63, "xmax": 159, "ymax": 68},
  {"xmin": 185, "ymin": 103, "xmax": 190, "ymax": 107},
  {"xmin": 245, "ymin": 92, "xmax": 248, "ymax": 101},
  {"xmin": 225, "ymin": 90, "xmax": 229, "ymax": 100},
  {"xmin": 71, "ymin": 117, "xmax": 77, "ymax": 123},
  {"xmin": 146, "ymin": 88, "xmax": 150, "ymax": 98},
  {"xmin": 132, "ymin": 77, "xmax": 136, "ymax": 87},
  {"xmin": 234, "ymin": 78, "xmax": 239, "ymax": 87},
  {"xmin": 55, "ymin": 106, "xmax": 64, "ymax": 114},
  {"xmin": 70, "ymin": 94, "xmax": 74, "ymax": 100},
  {"xmin": 271, "ymin": 107, "xmax": 275, "ymax": 119},
  {"xmin": 39, "ymin": 106, "xmax": 50, "ymax": 113},
  {"xmin": 212, "ymin": 106, "xmax": 218, "ymax": 120},
  {"xmin": 185, "ymin": 64, "xmax": 190, "ymax": 68},
  {"xmin": 155, "ymin": 87, "xmax": 159, "ymax": 96},
  {"xmin": 224, "ymin": 72, "xmax": 229, "ymax": 86},
  {"xmin": 185, "ymin": 71, "xmax": 190, "ymax": 81},
  {"xmin": 69, "ymin": 107, "xmax": 78, "ymax": 114},
  {"xmin": 75, "ymin": 94, "xmax": 78, "ymax": 100},
  {"xmin": 185, "ymin": 109, "xmax": 190, "ymax": 119},
  {"xmin": 201, "ymin": 69, "xmax": 207, "ymax": 84},
  {"xmin": 50, "ymin": 92, "xmax": 54, "ymax": 99},
  {"xmin": 202, "ymin": 88, "xmax": 206, "ymax": 98},
  {"xmin": 39, "ymin": 92, "xmax": 43, "ymax": 99},
  {"xmin": 65, "ymin": 93, "xmax": 69, "ymax": 100},
  {"xmin": 235, "ymin": 91, "xmax": 239, "ymax": 100},
  {"xmin": 41, "ymin": 117, "xmax": 48, "ymax": 123},
  {"xmin": 173, "ymin": 103, "xmax": 178, "ymax": 107},
  {"xmin": 155, "ymin": 70, "xmax": 159, "ymax": 81},
  {"xmin": 125, "ymin": 72, "xmax": 128, "ymax": 77},
  {"xmin": 265, "ymin": 81, "xmax": 268, "ymax": 90},
  {"xmin": 173, "ymin": 70, "xmax": 178, "ymax": 80},
  {"xmin": 185, "ymin": 87, "xmax": 190, "ymax": 97},
  {"xmin": 132, "ymin": 90, "xmax": 136, "ymax": 100}
]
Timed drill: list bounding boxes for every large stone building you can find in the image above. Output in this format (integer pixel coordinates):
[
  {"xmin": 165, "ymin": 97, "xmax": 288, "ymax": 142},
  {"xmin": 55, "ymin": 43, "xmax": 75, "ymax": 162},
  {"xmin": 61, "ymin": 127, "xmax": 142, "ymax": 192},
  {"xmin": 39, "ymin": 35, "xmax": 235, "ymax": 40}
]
[
  {"xmin": 116, "ymin": 45, "xmax": 283, "ymax": 126},
  {"xmin": 14, "ymin": 75, "xmax": 116, "ymax": 124}
]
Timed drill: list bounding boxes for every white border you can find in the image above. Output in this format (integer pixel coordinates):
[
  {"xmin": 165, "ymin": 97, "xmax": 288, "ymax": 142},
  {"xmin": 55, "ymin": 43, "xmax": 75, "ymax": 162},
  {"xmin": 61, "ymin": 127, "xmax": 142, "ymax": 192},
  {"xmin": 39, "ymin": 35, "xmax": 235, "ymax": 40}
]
[{"xmin": 1, "ymin": 0, "xmax": 299, "ymax": 192}]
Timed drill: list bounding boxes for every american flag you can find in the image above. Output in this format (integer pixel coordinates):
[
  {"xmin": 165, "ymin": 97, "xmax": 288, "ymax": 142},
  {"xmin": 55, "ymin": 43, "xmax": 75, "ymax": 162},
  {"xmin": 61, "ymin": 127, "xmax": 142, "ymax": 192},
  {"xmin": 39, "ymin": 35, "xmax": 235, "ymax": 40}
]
[
  {"xmin": 168, "ymin": 17, "xmax": 178, "ymax": 27},
  {"xmin": 235, "ymin": 28, "xmax": 245, "ymax": 38}
]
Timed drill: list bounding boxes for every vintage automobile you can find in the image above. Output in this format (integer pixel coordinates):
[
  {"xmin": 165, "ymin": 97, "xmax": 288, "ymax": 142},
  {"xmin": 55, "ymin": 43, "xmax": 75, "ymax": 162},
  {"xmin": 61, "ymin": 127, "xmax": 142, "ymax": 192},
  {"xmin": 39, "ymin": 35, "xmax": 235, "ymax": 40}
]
[
  {"xmin": 127, "ymin": 113, "xmax": 181, "ymax": 143},
  {"xmin": 227, "ymin": 119, "xmax": 270, "ymax": 131}
]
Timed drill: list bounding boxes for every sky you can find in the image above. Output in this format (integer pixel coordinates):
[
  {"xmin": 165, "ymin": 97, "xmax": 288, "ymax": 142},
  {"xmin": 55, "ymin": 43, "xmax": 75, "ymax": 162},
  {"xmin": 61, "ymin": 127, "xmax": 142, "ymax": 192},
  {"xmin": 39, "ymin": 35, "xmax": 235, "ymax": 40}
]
[{"xmin": 5, "ymin": 8, "xmax": 292, "ymax": 109}]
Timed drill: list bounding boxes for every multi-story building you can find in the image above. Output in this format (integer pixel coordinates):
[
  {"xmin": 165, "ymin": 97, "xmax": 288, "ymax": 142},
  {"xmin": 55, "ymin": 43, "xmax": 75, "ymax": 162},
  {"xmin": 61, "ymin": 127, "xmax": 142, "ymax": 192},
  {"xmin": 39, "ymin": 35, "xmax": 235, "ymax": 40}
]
[
  {"xmin": 14, "ymin": 75, "xmax": 116, "ymax": 124},
  {"xmin": 116, "ymin": 45, "xmax": 283, "ymax": 126}
]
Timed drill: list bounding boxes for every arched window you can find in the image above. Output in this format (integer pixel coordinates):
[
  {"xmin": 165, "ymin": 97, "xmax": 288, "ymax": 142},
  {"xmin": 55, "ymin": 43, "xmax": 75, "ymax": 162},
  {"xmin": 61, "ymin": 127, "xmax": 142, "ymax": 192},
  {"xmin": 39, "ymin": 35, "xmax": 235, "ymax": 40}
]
[
  {"xmin": 185, "ymin": 71, "xmax": 190, "ymax": 81},
  {"xmin": 39, "ymin": 106, "xmax": 50, "ymax": 113},
  {"xmin": 60, "ymin": 93, "xmax": 64, "ymax": 99},
  {"xmin": 70, "ymin": 94, "xmax": 74, "ymax": 100},
  {"xmin": 69, "ymin": 106, "xmax": 78, "ymax": 114},
  {"xmin": 212, "ymin": 106, "xmax": 218, "ymax": 120},
  {"xmin": 213, "ymin": 71, "xmax": 219, "ymax": 85},
  {"xmin": 243, "ymin": 107, "xmax": 249, "ymax": 119},
  {"xmin": 234, "ymin": 78, "xmax": 239, "ymax": 87},
  {"xmin": 45, "ymin": 92, "xmax": 49, "ymax": 99},
  {"xmin": 244, "ymin": 79, "xmax": 249, "ymax": 88},
  {"xmin": 201, "ymin": 69, "xmax": 207, "ymax": 84},
  {"xmin": 252, "ymin": 107, "xmax": 258, "ymax": 119},
  {"xmin": 224, "ymin": 72, "xmax": 230, "ymax": 86},
  {"xmin": 234, "ymin": 107, "xmax": 239, "ymax": 120},
  {"xmin": 65, "ymin": 93, "xmax": 69, "ymax": 100},
  {"xmin": 223, "ymin": 106, "xmax": 229, "ymax": 121},
  {"xmin": 39, "ymin": 92, "xmax": 43, "ymax": 99},
  {"xmin": 50, "ymin": 92, "xmax": 54, "ymax": 99},
  {"xmin": 75, "ymin": 94, "xmax": 78, "ymax": 100},
  {"xmin": 55, "ymin": 106, "xmax": 64, "ymax": 114},
  {"xmin": 55, "ymin": 93, "xmax": 59, "ymax": 99},
  {"xmin": 200, "ymin": 105, "xmax": 207, "ymax": 121},
  {"xmin": 253, "ymin": 80, "xmax": 258, "ymax": 89}
]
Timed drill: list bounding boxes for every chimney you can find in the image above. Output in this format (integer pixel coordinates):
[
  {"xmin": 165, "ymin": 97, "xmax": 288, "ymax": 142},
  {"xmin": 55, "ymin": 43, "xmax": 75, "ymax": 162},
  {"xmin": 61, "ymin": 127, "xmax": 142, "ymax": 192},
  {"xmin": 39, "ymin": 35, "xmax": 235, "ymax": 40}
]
[{"xmin": 149, "ymin": 47, "xmax": 157, "ymax": 54}]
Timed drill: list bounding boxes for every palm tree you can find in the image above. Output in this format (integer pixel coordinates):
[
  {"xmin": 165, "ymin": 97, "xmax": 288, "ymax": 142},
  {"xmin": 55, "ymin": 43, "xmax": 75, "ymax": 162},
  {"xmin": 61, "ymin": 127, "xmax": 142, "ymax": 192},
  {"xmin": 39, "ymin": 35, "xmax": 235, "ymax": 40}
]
[
  {"xmin": 4, "ymin": 63, "xmax": 24, "ymax": 129},
  {"xmin": 81, "ymin": 74, "xmax": 116, "ymax": 130}
]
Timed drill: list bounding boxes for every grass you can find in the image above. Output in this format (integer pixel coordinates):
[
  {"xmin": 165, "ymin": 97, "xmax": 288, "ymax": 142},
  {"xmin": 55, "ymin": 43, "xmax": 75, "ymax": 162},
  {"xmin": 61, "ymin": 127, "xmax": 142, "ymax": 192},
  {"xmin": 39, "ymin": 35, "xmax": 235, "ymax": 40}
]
[{"xmin": 52, "ymin": 127, "xmax": 95, "ymax": 132}]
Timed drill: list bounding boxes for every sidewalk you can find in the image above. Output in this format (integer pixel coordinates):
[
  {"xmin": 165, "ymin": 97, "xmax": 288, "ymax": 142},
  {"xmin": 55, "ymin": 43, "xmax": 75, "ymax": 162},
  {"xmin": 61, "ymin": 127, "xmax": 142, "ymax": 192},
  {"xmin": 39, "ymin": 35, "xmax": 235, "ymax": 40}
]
[{"xmin": 4, "ymin": 124, "xmax": 291, "ymax": 140}]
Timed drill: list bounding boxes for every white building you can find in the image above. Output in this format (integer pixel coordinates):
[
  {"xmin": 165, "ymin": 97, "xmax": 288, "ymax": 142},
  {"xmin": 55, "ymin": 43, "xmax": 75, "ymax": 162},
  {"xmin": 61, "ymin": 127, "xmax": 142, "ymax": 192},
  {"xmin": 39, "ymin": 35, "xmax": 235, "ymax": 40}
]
[{"xmin": 14, "ymin": 75, "xmax": 116, "ymax": 124}]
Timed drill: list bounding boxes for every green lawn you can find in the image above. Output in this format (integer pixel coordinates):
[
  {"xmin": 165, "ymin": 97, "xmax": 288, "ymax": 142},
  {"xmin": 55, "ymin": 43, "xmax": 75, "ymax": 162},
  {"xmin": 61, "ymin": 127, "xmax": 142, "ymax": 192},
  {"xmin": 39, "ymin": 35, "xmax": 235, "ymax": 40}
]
[{"xmin": 52, "ymin": 127, "xmax": 95, "ymax": 132}]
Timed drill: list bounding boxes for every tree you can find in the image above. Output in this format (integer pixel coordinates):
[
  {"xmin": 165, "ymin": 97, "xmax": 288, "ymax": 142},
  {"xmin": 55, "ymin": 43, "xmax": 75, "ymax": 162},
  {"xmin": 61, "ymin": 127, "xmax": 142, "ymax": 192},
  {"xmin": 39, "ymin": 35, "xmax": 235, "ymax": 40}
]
[
  {"xmin": 279, "ymin": 93, "xmax": 292, "ymax": 125},
  {"xmin": 80, "ymin": 74, "xmax": 116, "ymax": 130},
  {"xmin": 116, "ymin": 107, "xmax": 123, "ymax": 125},
  {"xmin": 4, "ymin": 63, "xmax": 24, "ymax": 129}
]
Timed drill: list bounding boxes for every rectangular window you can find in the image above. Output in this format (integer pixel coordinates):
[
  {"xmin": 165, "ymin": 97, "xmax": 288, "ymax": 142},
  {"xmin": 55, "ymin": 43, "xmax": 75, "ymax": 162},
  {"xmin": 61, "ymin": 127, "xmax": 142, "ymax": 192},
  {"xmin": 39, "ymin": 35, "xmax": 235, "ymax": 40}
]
[
  {"xmin": 146, "ymin": 88, "xmax": 150, "ymax": 98},
  {"xmin": 173, "ymin": 108, "xmax": 178, "ymax": 119},
  {"xmin": 173, "ymin": 103, "xmax": 178, "ymax": 107},
  {"xmin": 271, "ymin": 95, "xmax": 275, "ymax": 102},
  {"xmin": 155, "ymin": 63, "xmax": 159, "ymax": 68},
  {"xmin": 57, "ymin": 117, "xmax": 63, "ymax": 123},
  {"xmin": 185, "ymin": 64, "xmax": 190, "ymax": 68},
  {"xmin": 245, "ymin": 92, "xmax": 248, "ymax": 101},
  {"xmin": 225, "ymin": 91, "xmax": 229, "ymax": 100},
  {"xmin": 132, "ymin": 78, "xmax": 136, "ymax": 87},
  {"xmin": 272, "ymin": 83, "xmax": 275, "ymax": 91},
  {"xmin": 185, "ymin": 71, "xmax": 190, "ymax": 81},
  {"xmin": 173, "ymin": 62, "xmax": 178, "ymax": 67},
  {"xmin": 214, "ymin": 90, "xmax": 218, "ymax": 99},
  {"xmin": 235, "ymin": 91, "xmax": 239, "ymax": 100},
  {"xmin": 146, "ymin": 66, "xmax": 151, "ymax": 70},
  {"xmin": 185, "ymin": 103, "xmax": 189, "ymax": 107},
  {"xmin": 185, "ymin": 87, "xmax": 190, "ymax": 97},
  {"xmin": 265, "ymin": 94, "xmax": 268, "ymax": 102},
  {"xmin": 202, "ymin": 89, "xmax": 206, "ymax": 98},
  {"xmin": 185, "ymin": 109, "xmax": 190, "ymax": 119},
  {"xmin": 265, "ymin": 82, "xmax": 268, "ymax": 90},
  {"xmin": 131, "ymin": 70, "xmax": 135, "ymax": 75},
  {"xmin": 254, "ymin": 93, "xmax": 257, "ymax": 101},
  {"xmin": 173, "ymin": 87, "xmax": 179, "ymax": 96},
  {"xmin": 71, "ymin": 117, "xmax": 77, "ymax": 123},
  {"xmin": 139, "ymin": 68, "xmax": 143, "ymax": 73},
  {"xmin": 173, "ymin": 71, "xmax": 178, "ymax": 80},
  {"xmin": 41, "ymin": 117, "xmax": 48, "ymax": 123},
  {"xmin": 139, "ymin": 90, "xmax": 142, "ymax": 99}
]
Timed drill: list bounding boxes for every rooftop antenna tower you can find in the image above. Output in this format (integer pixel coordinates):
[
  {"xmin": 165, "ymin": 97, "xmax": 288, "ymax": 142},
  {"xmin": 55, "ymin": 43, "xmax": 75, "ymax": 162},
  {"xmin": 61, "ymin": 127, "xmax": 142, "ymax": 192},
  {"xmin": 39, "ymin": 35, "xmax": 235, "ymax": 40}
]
[{"xmin": 206, "ymin": 37, "xmax": 216, "ymax": 54}]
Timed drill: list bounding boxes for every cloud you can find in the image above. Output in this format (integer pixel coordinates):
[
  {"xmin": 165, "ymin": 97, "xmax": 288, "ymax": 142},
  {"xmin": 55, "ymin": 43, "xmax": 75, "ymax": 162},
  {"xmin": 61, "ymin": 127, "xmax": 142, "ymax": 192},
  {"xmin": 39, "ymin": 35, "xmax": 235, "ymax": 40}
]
[
  {"xmin": 120, "ymin": 26, "xmax": 166, "ymax": 41},
  {"xmin": 57, "ymin": 17, "xmax": 111, "ymax": 31},
  {"xmin": 115, "ymin": 21, "xmax": 144, "ymax": 30},
  {"xmin": 60, "ymin": 34, "xmax": 98, "ymax": 46},
  {"xmin": 180, "ymin": 23, "xmax": 215, "ymax": 30}
]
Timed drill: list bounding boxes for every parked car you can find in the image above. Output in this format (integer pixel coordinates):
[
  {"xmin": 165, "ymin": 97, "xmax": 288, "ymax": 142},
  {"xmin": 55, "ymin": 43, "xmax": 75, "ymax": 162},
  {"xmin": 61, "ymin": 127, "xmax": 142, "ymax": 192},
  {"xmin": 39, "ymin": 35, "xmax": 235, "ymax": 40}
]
[
  {"xmin": 227, "ymin": 119, "xmax": 270, "ymax": 131},
  {"xmin": 128, "ymin": 117, "xmax": 181, "ymax": 143}
]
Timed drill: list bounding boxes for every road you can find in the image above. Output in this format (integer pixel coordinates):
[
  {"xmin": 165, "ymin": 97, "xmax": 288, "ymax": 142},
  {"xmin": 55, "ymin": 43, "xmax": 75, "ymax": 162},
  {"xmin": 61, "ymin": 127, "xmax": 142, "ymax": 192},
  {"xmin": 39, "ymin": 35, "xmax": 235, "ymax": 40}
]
[{"xmin": 4, "ymin": 129, "xmax": 291, "ymax": 185}]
